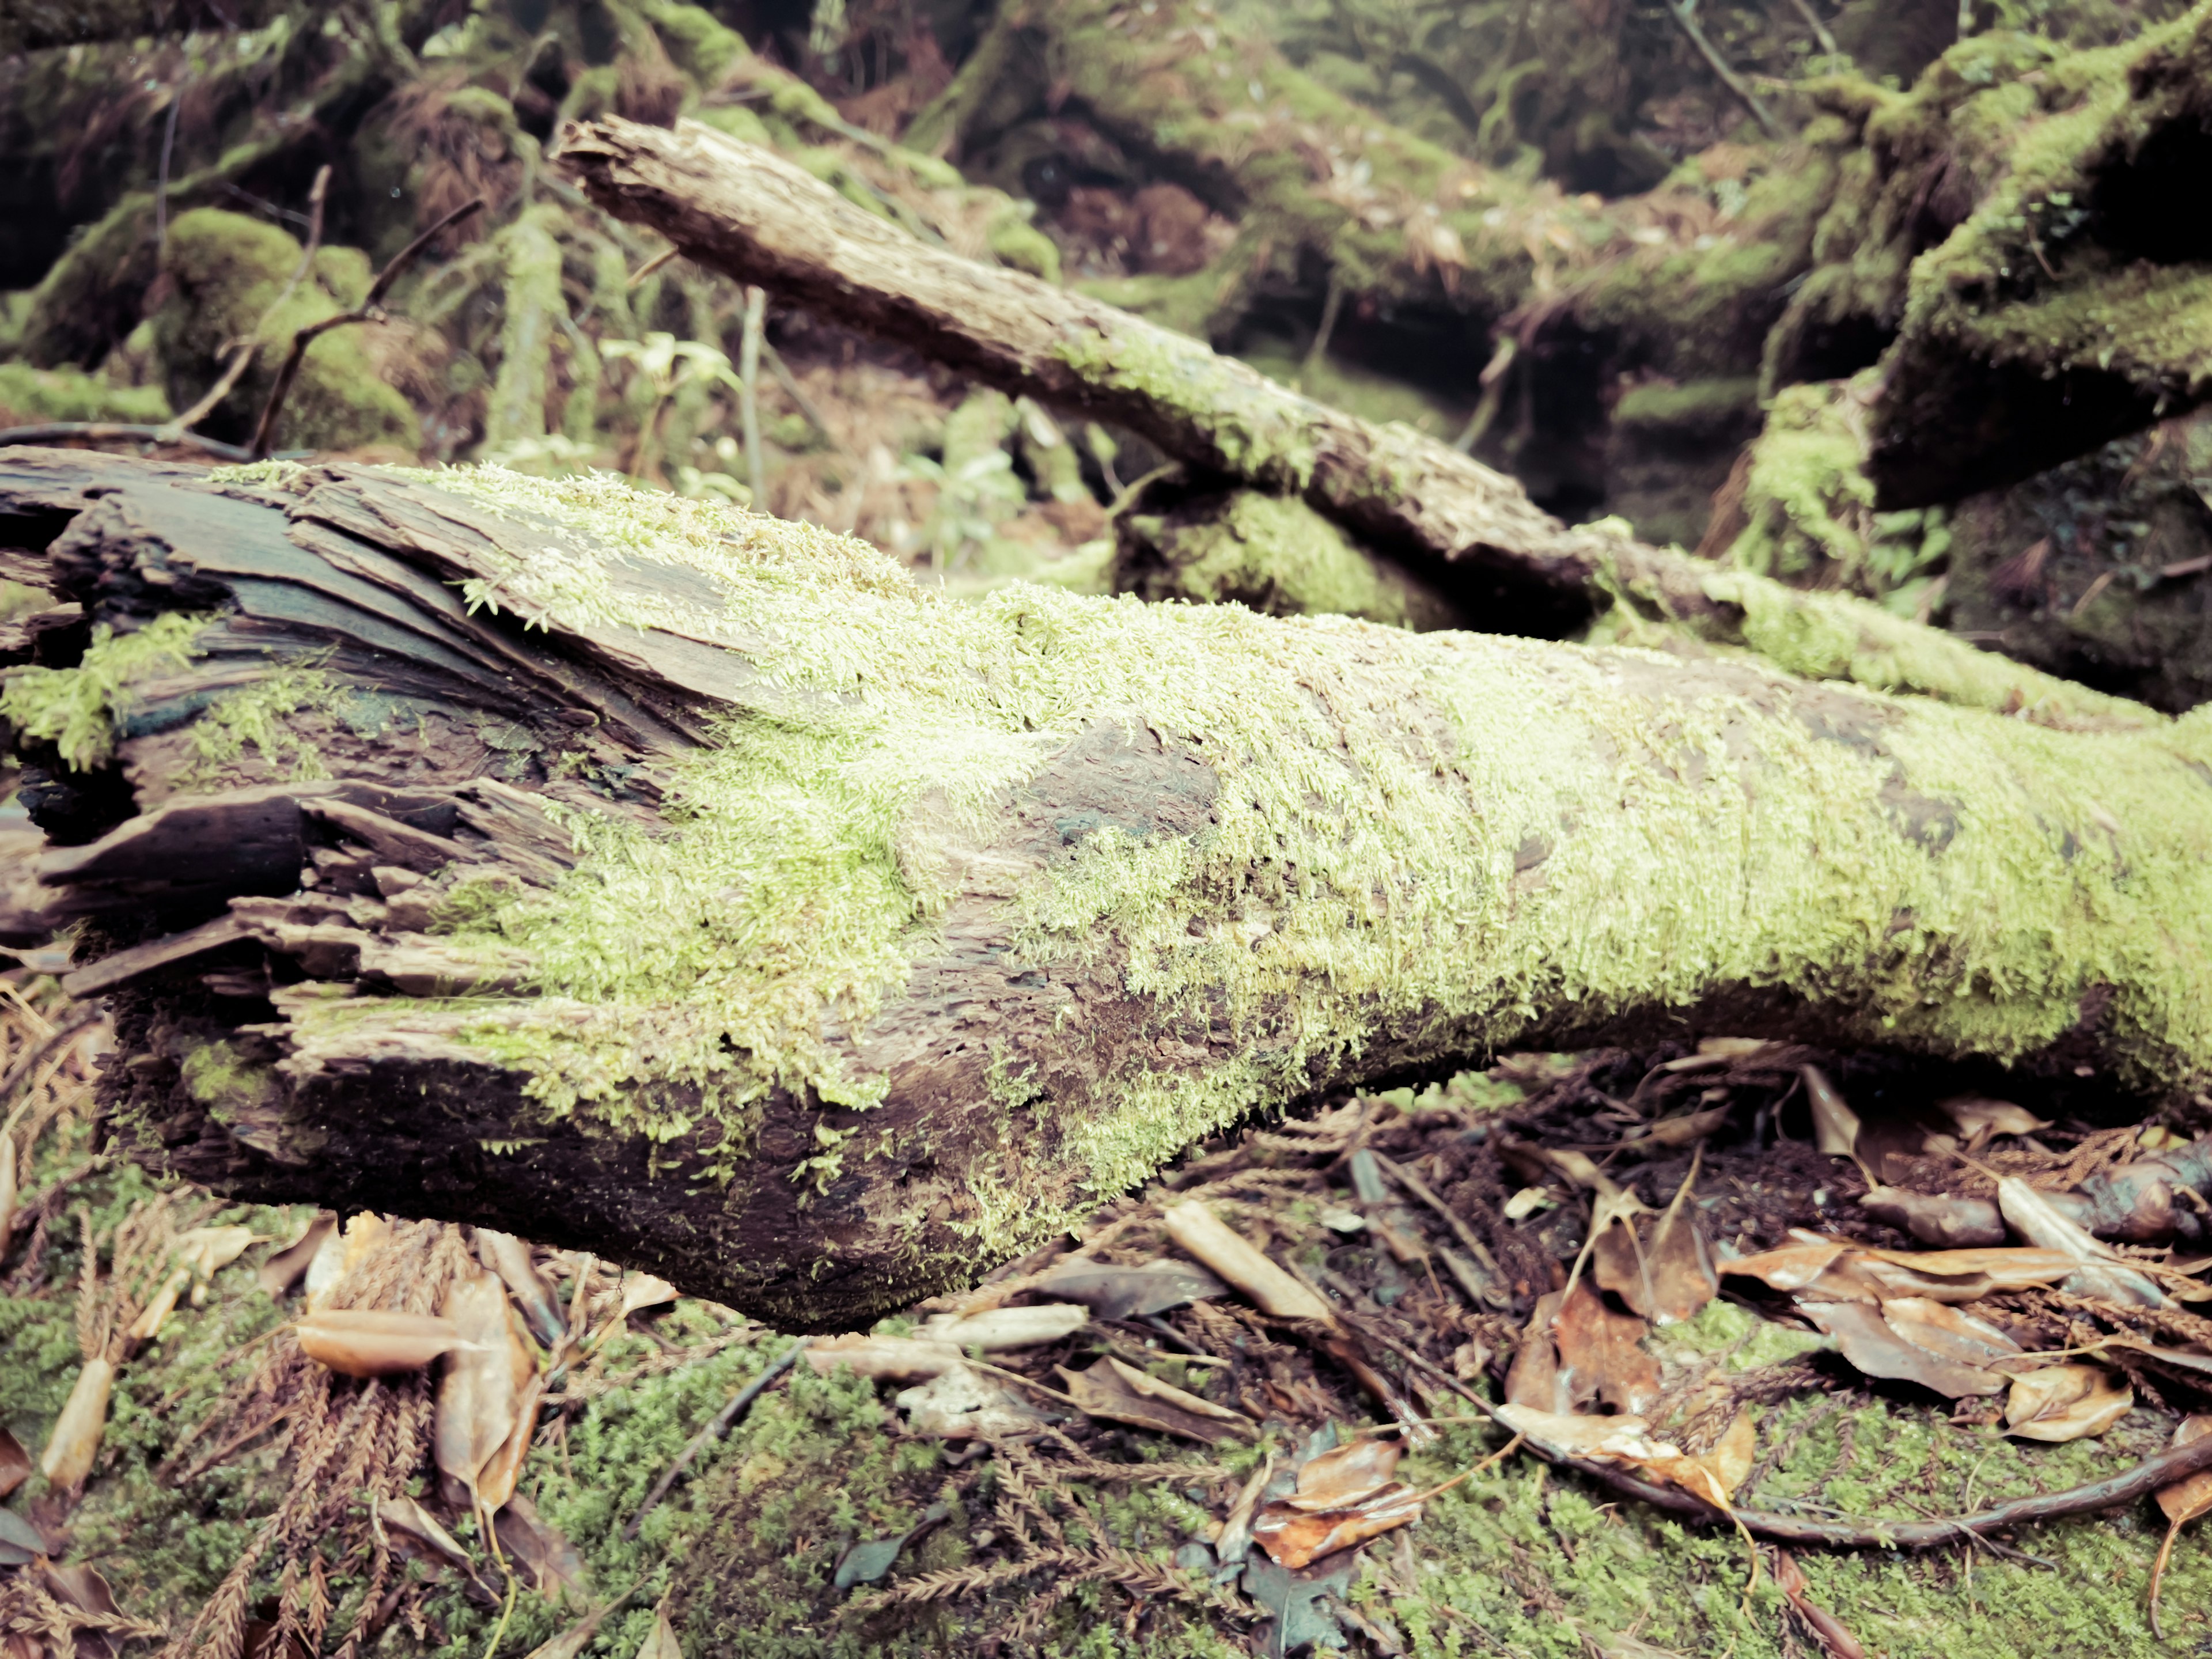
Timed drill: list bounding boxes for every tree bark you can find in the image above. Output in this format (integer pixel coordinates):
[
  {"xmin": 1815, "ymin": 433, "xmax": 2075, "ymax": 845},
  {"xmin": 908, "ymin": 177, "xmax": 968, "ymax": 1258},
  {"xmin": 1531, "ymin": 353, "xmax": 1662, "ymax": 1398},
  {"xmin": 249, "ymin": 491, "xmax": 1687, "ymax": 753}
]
[
  {"xmin": 556, "ymin": 115, "xmax": 2153, "ymax": 737},
  {"xmin": 3, "ymin": 445, "xmax": 2211, "ymax": 1327}
]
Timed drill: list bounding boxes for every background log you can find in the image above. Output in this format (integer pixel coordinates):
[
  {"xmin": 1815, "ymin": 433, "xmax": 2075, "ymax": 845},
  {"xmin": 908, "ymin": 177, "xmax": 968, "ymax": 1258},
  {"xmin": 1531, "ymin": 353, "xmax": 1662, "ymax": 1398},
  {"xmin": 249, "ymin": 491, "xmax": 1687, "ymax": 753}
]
[
  {"xmin": 554, "ymin": 115, "xmax": 2156, "ymax": 737},
  {"xmin": 5, "ymin": 446, "xmax": 2212, "ymax": 1327}
]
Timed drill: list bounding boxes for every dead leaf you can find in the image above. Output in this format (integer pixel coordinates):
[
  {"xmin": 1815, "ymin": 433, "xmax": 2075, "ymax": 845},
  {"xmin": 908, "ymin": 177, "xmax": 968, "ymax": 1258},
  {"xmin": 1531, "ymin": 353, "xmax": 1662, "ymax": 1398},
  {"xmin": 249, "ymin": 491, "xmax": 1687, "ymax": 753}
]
[
  {"xmin": 1503, "ymin": 1290, "xmax": 1570, "ymax": 1412},
  {"xmin": 479, "ymin": 1229, "xmax": 567, "ymax": 1350},
  {"xmin": 1251, "ymin": 1482, "xmax": 1423, "ymax": 1568},
  {"xmin": 496, "ymin": 1492, "xmax": 588, "ymax": 1598},
  {"xmin": 1213, "ymin": 1455, "xmax": 1275, "ymax": 1568},
  {"xmin": 0, "ymin": 1128, "xmax": 16, "ymax": 1255},
  {"xmin": 39, "ymin": 1357, "xmax": 115, "ymax": 1492},
  {"xmin": 1058, "ymin": 1357, "xmax": 1253, "ymax": 1444},
  {"xmin": 1798, "ymin": 1301, "xmax": 2005, "ymax": 1398},
  {"xmin": 1647, "ymin": 1158, "xmax": 1716, "ymax": 1324},
  {"xmin": 125, "ymin": 1266, "xmax": 191, "ymax": 1344},
  {"xmin": 631, "ymin": 1610, "xmax": 682, "ymax": 1659},
  {"xmin": 894, "ymin": 1364, "xmax": 1046, "ymax": 1439},
  {"xmin": 257, "ymin": 1214, "xmax": 336, "ymax": 1297},
  {"xmin": 0, "ymin": 1506, "xmax": 45, "ymax": 1567},
  {"xmin": 1696, "ymin": 1037, "xmax": 1775, "ymax": 1061},
  {"xmin": 834, "ymin": 1501, "xmax": 950, "ymax": 1590},
  {"xmin": 1857, "ymin": 1185, "xmax": 2005, "ymax": 1248},
  {"xmin": 41, "ymin": 1562, "xmax": 122, "ymax": 1659},
  {"xmin": 1801, "ymin": 1065, "xmax": 1861, "ymax": 1161},
  {"xmin": 173, "ymin": 1225, "xmax": 262, "ymax": 1286},
  {"xmin": 475, "ymin": 1366, "xmax": 544, "ymax": 1513},
  {"xmin": 1877, "ymin": 1298, "xmax": 2024, "ymax": 1377},
  {"xmin": 1622, "ymin": 1105, "xmax": 1731, "ymax": 1150},
  {"xmin": 1590, "ymin": 1216, "xmax": 1650, "ymax": 1317},
  {"xmin": 1721, "ymin": 1240, "xmax": 1847, "ymax": 1291},
  {"xmin": 301, "ymin": 1222, "xmax": 349, "ymax": 1310},
  {"xmin": 1995, "ymin": 1177, "xmax": 2168, "ymax": 1306},
  {"xmin": 435, "ymin": 1267, "xmax": 533, "ymax": 1510},
  {"xmin": 1552, "ymin": 1280, "xmax": 1661, "ymax": 1415},
  {"xmin": 2151, "ymin": 1415, "xmax": 2212, "ymax": 1635},
  {"xmin": 1774, "ymin": 1550, "xmax": 1868, "ymax": 1659},
  {"xmin": 1493, "ymin": 1404, "xmax": 1677, "ymax": 1461},
  {"xmin": 296, "ymin": 1309, "xmax": 476, "ymax": 1377},
  {"xmin": 377, "ymin": 1494, "xmax": 479, "ymax": 1579},
  {"xmin": 613, "ymin": 1273, "xmax": 679, "ymax": 1322},
  {"xmin": 2004, "ymin": 1363, "xmax": 2131, "ymax": 1442},
  {"xmin": 1937, "ymin": 1096, "xmax": 2050, "ymax": 1143},
  {"xmin": 1852, "ymin": 1244, "xmax": 2076, "ymax": 1288},
  {"xmin": 1243, "ymin": 1550, "xmax": 1354, "ymax": 1659},
  {"xmin": 1502, "ymin": 1186, "xmax": 1554, "ymax": 1221},
  {"xmin": 803, "ymin": 1333, "xmax": 963, "ymax": 1382},
  {"xmin": 0, "ymin": 1427, "xmax": 29, "ymax": 1500},
  {"xmin": 1283, "ymin": 1438, "xmax": 1402, "ymax": 1510},
  {"xmin": 1032, "ymin": 1259, "xmax": 1225, "ymax": 1322},
  {"xmin": 1162, "ymin": 1202, "xmax": 1332, "ymax": 1322},
  {"xmin": 1637, "ymin": 1409, "xmax": 1756, "ymax": 1510},
  {"xmin": 916, "ymin": 1303, "xmax": 1090, "ymax": 1350}
]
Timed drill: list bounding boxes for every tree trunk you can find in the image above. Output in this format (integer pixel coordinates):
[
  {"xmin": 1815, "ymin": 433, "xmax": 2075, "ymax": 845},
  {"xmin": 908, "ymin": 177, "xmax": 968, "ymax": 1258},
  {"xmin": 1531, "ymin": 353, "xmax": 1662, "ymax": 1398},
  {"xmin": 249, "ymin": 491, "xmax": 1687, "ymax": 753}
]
[
  {"xmin": 556, "ymin": 114, "xmax": 2151, "ymax": 736},
  {"xmin": 3, "ymin": 445, "xmax": 2211, "ymax": 1328}
]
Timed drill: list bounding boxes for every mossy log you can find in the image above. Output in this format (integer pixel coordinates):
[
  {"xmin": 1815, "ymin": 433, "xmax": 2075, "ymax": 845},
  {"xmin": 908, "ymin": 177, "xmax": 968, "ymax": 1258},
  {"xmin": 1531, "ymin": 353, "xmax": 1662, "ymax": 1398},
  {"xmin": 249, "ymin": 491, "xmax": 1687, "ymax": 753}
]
[
  {"xmin": 557, "ymin": 114, "xmax": 2151, "ymax": 733},
  {"xmin": 4, "ymin": 446, "xmax": 2212, "ymax": 1330}
]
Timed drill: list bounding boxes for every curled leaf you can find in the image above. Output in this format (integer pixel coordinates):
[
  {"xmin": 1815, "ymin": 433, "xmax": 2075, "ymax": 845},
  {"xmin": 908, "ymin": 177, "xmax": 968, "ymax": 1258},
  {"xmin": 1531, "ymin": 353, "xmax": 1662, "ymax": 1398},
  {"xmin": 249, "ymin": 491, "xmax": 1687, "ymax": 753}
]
[
  {"xmin": 1162, "ymin": 1202, "xmax": 1332, "ymax": 1322},
  {"xmin": 39, "ymin": 1355, "xmax": 115, "ymax": 1493},
  {"xmin": 435, "ymin": 1267, "xmax": 533, "ymax": 1510},
  {"xmin": 1032, "ymin": 1259, "xmax": 1225, "ymax": 1322},
  {"xmin": 0, "ymin": 1426, "xmax": 29, "ymax": 1501},
  {"xmin": 1284, "ymin": 1438, "xmax": 1402, "ymax": 1511},
  {"xmin": 257, "ymin": 1214, "xmax": 336, "ymax": 1297},
  {"xmin": 1937, "ymin": 1096, "xmax": 2050, "ymax": 1143},
  {"xmin": 2004, "ymin": 1363, "xmax": 2132, "ymax": 1442},
  {"xmin": 1798, "ymin": 1301, "xmax": 2006, "ymax": 1399},
  {"xmin": 1252, "ymin": 1481, "xmax": 1423, "ymax": 1569},
  {"xmin": 1858, "ymin": 1185, "xmax": 2006, "ymax": 1249},
  {"xmin": 1801, "ymin": 1065, "xmax": 1862, "ymax": 1164},
  {"xmin": 1721, "ymin": 1240, "xmax": 1847, "ymax": 1291},
  {"xmin": 1058, "ymin": 1356, "xmax": 1252, "ymax": 1444},
  {"xmin": 479, "ymin": 1229, "xmax": 567, "ymax": 1350},
  {"xmin": 803, "ymin": 1333, "xmax": 963, "ymax": 1382},
  {"xmin": 2151, "ymin": 1416, "xmax": 2212, "ymax": 1636},
  {"xmin": 125, "ymin": 1266, "xmax": 192, "ymax": 1344},
  {"xmin": 296, "ymin": 1310, "xmax": 476, "ymax": 1377}
]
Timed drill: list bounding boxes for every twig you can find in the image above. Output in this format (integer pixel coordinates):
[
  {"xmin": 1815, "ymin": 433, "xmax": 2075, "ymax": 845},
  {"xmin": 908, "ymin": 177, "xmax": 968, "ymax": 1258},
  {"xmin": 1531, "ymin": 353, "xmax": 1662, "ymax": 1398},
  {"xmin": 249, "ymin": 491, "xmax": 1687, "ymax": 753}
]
[
  {"xmin": 738, "ymin": 285, "xmax": 767, "ymax": 506},
  {"xmin": 248, "ymin": 196, "xmax": 484, "ymax": 459},
  {"xmin": 164, "ymin": 166, "xmax": 333, "ymax": 444},
  {"xmin": 626, "ymin": 246, "xmax": 680, "ymax": 288},
  {"xmin": 1665, "ymin": 0, "xmax": 1781, "ymax": 138},
  {"xmin": 0, "ymin": 424, "xmax": 253, "ymax": 461},
  {"xmin": 622, "ymin": 1341, "xmax": 800, "ymax": 1538},
  {"xmin": 760, "ymin": 340, "xmax": 843, "ymax": 453},
  {"xmin": 157, "ymin": 80, "xmax": 184, "ymax": 255},
  {"xmin": 1299, "ymin": 272, "xmax": 1344, "ymax": 386},
  {"xmin": 1786, "ymin": 0, "xmax": 1841, "ymax": 55}
]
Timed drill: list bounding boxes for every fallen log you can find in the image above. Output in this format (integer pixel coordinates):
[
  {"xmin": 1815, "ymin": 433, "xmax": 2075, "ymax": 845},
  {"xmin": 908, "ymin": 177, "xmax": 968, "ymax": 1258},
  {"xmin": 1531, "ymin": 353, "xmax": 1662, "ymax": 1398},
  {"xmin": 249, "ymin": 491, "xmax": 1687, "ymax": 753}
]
[
  {"xmin": 3, "ymin": 445, "xmax": 2212, "ymax": 1327},
  {"xmin": 554, "ymin": 115, "xmax": 2152, "ymax": 737}
]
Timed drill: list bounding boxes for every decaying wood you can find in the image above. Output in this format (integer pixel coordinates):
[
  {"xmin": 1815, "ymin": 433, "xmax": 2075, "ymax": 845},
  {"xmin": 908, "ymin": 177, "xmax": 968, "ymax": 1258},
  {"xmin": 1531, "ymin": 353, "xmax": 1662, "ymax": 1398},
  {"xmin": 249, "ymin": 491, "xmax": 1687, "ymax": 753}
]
[
  {"xmin": 552, "ymin": 116, "xmax": 2151, "ymax": 734},
  {"xmin": 5, "ymin": 444, "xmax": 2212, "ymax": 1328}
]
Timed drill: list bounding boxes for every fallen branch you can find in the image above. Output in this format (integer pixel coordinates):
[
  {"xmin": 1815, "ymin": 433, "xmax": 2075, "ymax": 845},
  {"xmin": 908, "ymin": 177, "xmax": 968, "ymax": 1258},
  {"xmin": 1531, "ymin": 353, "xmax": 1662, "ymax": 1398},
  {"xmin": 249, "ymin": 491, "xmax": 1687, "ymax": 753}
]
[
  {"xmin": 555, "ymin": 117, "xmax": 2149, "ymax": 733},
  {"xmin": 247, "ymin": 196, "xmax": 485, "ymax": 459},
  {"xmin": 0, "ymin": 425, "xmax": 252, "ymax": 463}
]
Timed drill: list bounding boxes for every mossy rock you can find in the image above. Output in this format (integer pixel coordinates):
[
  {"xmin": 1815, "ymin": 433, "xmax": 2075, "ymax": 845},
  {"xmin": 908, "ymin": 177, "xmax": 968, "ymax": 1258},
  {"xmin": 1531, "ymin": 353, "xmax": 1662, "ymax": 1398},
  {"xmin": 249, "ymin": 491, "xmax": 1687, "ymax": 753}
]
[
  {"xmin": 0, "ymin": 361, "xmax": 169, "ymax": 426},
  {"xmin": 150, "ymin": 208, "xmax": 419, "ymax": 455}
]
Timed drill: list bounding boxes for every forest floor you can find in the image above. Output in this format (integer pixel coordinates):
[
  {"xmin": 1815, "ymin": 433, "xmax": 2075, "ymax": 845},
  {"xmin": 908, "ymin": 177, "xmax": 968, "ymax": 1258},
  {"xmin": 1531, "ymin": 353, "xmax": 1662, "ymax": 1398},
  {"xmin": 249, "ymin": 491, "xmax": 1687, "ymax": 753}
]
[{"xmin": 7, "ymin": 980, "xmax": 2212, "ymax": 1659}]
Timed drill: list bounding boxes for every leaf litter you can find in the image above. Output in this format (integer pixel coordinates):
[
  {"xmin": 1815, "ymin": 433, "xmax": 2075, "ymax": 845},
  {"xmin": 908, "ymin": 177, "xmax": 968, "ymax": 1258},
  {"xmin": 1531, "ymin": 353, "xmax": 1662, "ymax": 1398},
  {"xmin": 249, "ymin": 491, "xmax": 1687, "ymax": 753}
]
[{"xmin": 11, "ymin": 978, "xmax": 2212, "ymax": 1654}]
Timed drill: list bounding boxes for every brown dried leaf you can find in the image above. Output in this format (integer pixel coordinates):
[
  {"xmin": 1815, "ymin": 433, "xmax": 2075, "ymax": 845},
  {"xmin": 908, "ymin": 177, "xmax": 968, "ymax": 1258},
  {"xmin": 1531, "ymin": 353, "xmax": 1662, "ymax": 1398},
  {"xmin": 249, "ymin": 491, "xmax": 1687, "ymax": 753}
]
[
  {"xmin": 377, "ymin": 1494, "xmax": 478, "ymax": 1577},
  {"xmin": 124, "ymin": 1267, "xmax": 191, "ymax": 1344},
  {"xmin": 1251, "ymin": 1483, "xmax": 1423, "ymax": 1569},
  {"xmin": 0, "ymin": 1426, "xmax": 29, "ymax": 1500},
  {"xmin": 496, "ymin": 1491, "xmax": 588, "ymax": 1598},
  {"xmin": 1801, "ymin": 1065, "xmax": 1861, "ymax": 1161},
  {"xmin": 39, "ymin": 1357, "xmax": 115, "ymax": 1491},
  {"xmin": 1621, "ymin": 1106, "xmax": 1732, "ymax": 1150},
  {"xmin": 916, "ymin": 1303, "xmax": 1090, "ymax": 1350},
  {"xmin": 1162, "ymin": 1202, "xmax": 1332, "ymax": 1322},
  {"xmin": 1774, "ymin": 1550, "xmax": 1869, "ymax": 1659},
  {"xmin": 1284, "ymin": 1438, "xmax": 1402, "ymax": 1511},
  {"xmin": 1032, "ymin": 1259, "xmax": 1225, "ymax": 1322},
  {"xmin": 1877, "ymin": 1297, "xmax": 2023, "ymax": 1374},
  {"xmin": 631, "ymin": 1611, "xmax": 682, "ymax": 1659},
  {"xmin": 1938, "ymin": 1096, "xmax": 2050, "ymax": 1142},
  {"xmin": 802, "ymin": 1334, "xmax": 963, "ymax": 1382},
  {"xmin": 476, "ymin": 1366, "xmax": 544, "ymax": 1513},
  {"xmin": 1720, "ymin": 1240, "xmax": 1847, "ymax": 1291},
  {"xmin": 1056, "ymin": 1358, "xmax": 1252, "ymax": 1444},
  {"xmin": 1857, "ymin": 1186, "xmax": 2006, "ymax": 1249},
  {"xmin": 479, "ymin": 1229, "xmax": 566, "ymax": 1350},
  {"xmin": 435, "ymin": 1268, "xmax": 530, "ymax": 1505},
  {"xmin": 1590, "ymin": 1218, "xmax": 1650, "ymax": 1318},
  {"xmin": 1503, "ymin": 1290, "xmax": 1570, "ymax": 1412},
  {"xmin": 1852, "ymin": 1245, "xmax": 2076, "ymax": 1288},
  {"xmin": 614, "ymin": 1273, "xmax": 679, "ymax": 1321},
  {"xmin": 1995, "ymin": 1178, "xmax": 2168, "ymax": 1308},
  {"xmin": 173, "ymin": 1225, "xmax": 261, "ymax": 1282},
  {"xmin": 1552, "ymin": 1280, "xmax": 1660, "ymax": 1415},
  {"xmin": 1493, "ymin": 1404, "xmax": 1676, "ymax": 1461},
  {"xmin": 1798, "ymin": 1301, "xmax": 2006, "ymax": 1398},
  {"xmin": 2156, "ymin": 1415, "xmax": 2212, "ymax": 1527},
  {"xmin": 2004, "ymin": 1363, "xmax": 2132, "ymax": 1442},
  {"xmin": 297, "ymin": 1310, "xmax": 475, "ymax": 1378},
  {"xmin": 1647, "ymin": 1160, "xmax": 1715, "ymax": 1324},
  {"xmin": 257, "ymin": 1214, "xmax": 335, "ymax": 1297},
  {"xmin": 1638, "ymin": 1409, "xmax": 1756, "ymax": 1509}
]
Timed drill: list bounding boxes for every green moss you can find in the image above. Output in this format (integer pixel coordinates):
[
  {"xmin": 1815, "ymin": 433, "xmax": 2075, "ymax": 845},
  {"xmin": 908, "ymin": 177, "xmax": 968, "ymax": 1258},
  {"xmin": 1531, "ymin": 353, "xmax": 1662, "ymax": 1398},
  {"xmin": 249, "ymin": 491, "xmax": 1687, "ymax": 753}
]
[
  {"xmin": 984, "ymin": 210, "xmax": 1062, "ymax": 284},
  {"xmin": 0, "ymin": 362, "xmax": 170, "ymax": 425},
  {"xmin": 184, "ymin": 661, "xmax": 343, "ymax": 783},
  {"xmin": 0, "ymin": 612, "xmax": 210, "ymax": 769},
  {"xmin": 483, "ymin": 211, "xmax": 569, "ymax": 453},
  {"xmin": 1114, "ymin": 489, "xmax": 1464, "ymax": 630},
  {"xmin": 1612, "ymin": 377, "xmax": 1762, "ymax": 437},
  {"xmin": 151, "ymin": 207, "xmax": 419, "ymax": 455}
]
